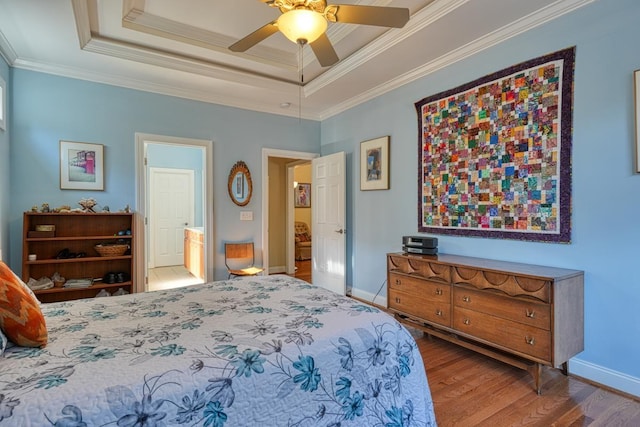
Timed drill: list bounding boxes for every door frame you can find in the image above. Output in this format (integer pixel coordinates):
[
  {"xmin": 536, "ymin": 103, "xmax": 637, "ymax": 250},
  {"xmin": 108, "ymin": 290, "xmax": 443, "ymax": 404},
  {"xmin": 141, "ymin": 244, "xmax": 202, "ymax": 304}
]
[
  {"xmin": 262, "ymin": 148, "xmax": 319, "ymax": 276},
  {"xmin": 135, "ymin": 133, "xmax": 213, "ymax": 292}
]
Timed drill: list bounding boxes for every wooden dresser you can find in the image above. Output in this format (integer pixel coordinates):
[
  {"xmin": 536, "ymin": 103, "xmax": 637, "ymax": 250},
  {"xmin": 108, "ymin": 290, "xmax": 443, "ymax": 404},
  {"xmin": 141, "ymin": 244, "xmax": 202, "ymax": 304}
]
[{"xmin": 387, "ymin": 252, "xmax": 584, "ymax": 394}]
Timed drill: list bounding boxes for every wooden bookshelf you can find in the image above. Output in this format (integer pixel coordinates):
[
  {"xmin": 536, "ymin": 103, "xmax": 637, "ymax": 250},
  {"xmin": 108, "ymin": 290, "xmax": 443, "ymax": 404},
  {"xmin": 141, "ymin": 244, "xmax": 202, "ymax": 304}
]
[{"xmin": 22, "ymin": 212, "xmax": 134, "ymax": 303}]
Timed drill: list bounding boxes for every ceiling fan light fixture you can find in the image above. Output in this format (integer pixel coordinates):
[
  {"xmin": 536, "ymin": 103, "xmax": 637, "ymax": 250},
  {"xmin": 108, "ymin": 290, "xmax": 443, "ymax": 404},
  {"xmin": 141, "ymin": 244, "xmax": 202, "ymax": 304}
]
[{"xmin": 277, "ymin": 9, "xmax": 327, "ymax": 44}]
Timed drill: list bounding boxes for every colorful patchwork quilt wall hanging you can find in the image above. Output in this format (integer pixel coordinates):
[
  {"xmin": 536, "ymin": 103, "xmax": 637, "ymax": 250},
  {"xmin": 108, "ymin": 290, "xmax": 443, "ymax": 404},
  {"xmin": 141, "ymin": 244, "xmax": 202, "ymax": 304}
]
[{"xmin": 415, "ymin": 47, "xmax": 575, "ymax": 242}]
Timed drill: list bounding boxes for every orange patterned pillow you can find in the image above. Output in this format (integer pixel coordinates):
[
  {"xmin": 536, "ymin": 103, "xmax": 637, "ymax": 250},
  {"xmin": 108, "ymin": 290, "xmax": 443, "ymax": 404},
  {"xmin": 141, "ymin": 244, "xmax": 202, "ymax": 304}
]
[{"xmin": 0, "ymin": 261, "xmax": 47, "ymax": 347}]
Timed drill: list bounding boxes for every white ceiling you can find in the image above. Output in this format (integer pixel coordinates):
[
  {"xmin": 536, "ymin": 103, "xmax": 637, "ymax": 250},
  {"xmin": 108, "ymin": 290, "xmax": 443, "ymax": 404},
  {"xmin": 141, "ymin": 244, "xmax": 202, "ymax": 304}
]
[{"xmin": 0, "ymin": 0, "xmax": 594, "ymax": 120}]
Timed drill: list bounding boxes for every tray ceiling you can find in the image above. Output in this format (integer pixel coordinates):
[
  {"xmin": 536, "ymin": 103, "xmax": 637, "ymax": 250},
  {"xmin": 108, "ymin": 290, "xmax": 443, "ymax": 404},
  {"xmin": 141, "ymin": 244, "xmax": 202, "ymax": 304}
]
[{"xmin": 0, "ymin": 0, "xmax": 594, "ymax": 119}]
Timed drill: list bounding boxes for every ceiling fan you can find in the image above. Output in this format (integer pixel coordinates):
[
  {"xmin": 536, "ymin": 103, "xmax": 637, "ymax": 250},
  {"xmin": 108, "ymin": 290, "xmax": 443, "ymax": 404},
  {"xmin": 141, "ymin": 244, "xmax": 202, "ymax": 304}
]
[{"xmin": 229, "ymin": 0, "xmax": 410, "ymax": 67}]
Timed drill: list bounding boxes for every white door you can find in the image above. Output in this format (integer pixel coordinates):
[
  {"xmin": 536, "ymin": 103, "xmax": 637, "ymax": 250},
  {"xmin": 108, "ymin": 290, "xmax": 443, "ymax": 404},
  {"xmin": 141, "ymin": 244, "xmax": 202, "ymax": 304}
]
[
  {"xmin": 312, "ymin": 152, "xmax": 346, "ymax": 295},
  {"xmin": 150, "ymin": 167, "xmax": 194, "ymax": 267}
]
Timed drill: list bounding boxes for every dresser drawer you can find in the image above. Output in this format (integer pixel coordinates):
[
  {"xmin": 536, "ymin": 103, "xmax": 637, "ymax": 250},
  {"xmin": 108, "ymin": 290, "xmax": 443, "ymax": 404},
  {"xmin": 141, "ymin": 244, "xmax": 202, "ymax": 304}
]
[
  {"xmin": 388, "ymin": 255, "xmax": 450, "ymax": 282},
  {"xmin": 453, "ymin": 286, "xmax": 550, "ymax": 330},
  {"xmin": 389, "ymin": 288, "xmax": 451, "ymax": 327},
  {"xmin": 389, "ymin": 273, "xmax": 450, "ymax": 301},
  {"xmin": 454, "ymin": 306, "xmax": 551, "ymax": 361},
  {"xmin": 452, "ymin": 266, "xmax": 551, "ymax": 303}
]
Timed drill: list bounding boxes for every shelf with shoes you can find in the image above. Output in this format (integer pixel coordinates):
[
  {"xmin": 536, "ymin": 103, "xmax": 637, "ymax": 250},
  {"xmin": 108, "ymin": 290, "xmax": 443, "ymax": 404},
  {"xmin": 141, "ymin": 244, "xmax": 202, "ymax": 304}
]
[{"xmin": 22, "ymin": 212, "xmax": 135, "ymax": 303}]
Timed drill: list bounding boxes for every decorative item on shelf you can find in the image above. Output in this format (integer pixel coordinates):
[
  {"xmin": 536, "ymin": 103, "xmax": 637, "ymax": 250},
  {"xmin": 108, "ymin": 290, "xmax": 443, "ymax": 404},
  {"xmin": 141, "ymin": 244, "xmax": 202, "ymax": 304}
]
[
  {"xmin": 41, "ymin": 203, "xmax": 50, "ymax": 213},
  {"xmin": 94, "ymin": 243, "xmax": 129, "ymax": 257},
  {"xmin": 27, "ymin": 276, "xmax": 54, "ymax": 290},
  {"xmin": 51, "ymin": 272, "xmax": 66, "ymax": 288},
  {"xmin": 30, "ymin": 205, "xmax": 38, "ymax": 212},
  {"xmin": 29, "ymin": 224, "xmax": 56, "ymax": 238},
  {"xmin": 102, "ymin": 205, "xmax": 110, "ymax": 212},
  {"xmin": 63, "ymin": 278, "xmax": 93, "ymax": 288},
  {"xmin": 78, "ymin": 198, "xmax": 98, "ymax": 213},
  {"xmin": 53, "ymin": 205, "xmax": 72, "ymax": 213}
]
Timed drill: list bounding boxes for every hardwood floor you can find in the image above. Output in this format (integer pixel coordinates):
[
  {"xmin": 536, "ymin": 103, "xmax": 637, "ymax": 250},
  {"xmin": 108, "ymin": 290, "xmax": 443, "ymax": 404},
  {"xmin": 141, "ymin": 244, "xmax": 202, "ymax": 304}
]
[
  {"xmin": 292, "ymin": 259, "xmax": 312, "ymax": 283},
  {"xmin": 413, "ymin": 329, "xmax": 640, "ymax": 426}
]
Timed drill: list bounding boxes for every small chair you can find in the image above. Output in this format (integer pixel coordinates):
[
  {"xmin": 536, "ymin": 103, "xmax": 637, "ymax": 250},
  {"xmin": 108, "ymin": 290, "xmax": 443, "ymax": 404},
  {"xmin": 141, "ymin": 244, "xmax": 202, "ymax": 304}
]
[
  {"xmin": 224, "ymin": 242, "xmax": 264, "ymax": 279},
  {"xmin": 294, "ymin": 221, "xmax": 312, "ymax": 260}
]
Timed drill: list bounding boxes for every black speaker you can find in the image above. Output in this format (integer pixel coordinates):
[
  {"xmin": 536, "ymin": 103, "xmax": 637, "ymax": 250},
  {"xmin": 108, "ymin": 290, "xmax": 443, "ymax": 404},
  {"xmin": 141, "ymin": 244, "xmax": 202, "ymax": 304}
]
[{"xmin": 402, "ymin": 235, "xmax": 438, "ymax": 255}]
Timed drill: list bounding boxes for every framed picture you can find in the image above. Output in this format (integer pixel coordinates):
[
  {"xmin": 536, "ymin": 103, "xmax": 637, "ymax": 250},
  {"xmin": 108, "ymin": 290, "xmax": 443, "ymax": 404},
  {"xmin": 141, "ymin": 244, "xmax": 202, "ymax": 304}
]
[
  {"xmin": 295, "ymin": 183, "xmax": 311, "ymax": 208},
  {"xmin": 360, "ymin": 136, "xmax": 390, "ymax": 190},
  {"xmin": 415, "ymin": 47, "xmax": 575, "ymax": 243},
  {"xmin": 635, "ymin": 70, "xmax": 640, "ymax": 173},
  {"xmin": 60, "ymin": 140, "xmax": 104, "ymax": 190}
]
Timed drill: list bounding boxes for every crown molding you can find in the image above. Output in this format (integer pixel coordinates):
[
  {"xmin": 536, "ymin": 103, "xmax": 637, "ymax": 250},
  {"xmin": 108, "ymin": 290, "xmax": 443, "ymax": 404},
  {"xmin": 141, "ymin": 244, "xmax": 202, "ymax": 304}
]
[
  {"xmin": 317, "ymin": 0, "xmax": 595, "ymax": 120},
  {"xmin": 0, "ymin": 30, "xmax": 18, "ymax": 65},
  {"xmin": 84, "ymin": 35, "xmax": 297, "ymax": 89},
  {"xmin": 306, "ymin": 0, "xmax": 470, "ymax": 97},
  {"xmin": 71, "ymin": 0, "xmax": 92, "ymax": 48},
  {"xmin": 121, "ymin": 6, "xmax": 296, "ymax": 69},
  {"xmin": 10, "ymin": 57, "xmax": 315, "ymax": 120}
]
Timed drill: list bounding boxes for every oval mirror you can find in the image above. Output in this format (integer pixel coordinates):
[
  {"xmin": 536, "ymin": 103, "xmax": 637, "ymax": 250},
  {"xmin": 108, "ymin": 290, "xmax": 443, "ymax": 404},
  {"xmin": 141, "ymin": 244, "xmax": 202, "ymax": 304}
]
[{"xmin": 228, "ymin": 161, "xmax": 253, "ymax": 206}]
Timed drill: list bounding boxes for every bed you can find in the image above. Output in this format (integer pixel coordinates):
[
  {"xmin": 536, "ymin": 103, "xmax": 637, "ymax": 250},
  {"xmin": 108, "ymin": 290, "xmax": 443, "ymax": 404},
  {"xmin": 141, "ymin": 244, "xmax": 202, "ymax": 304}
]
[{"xmin": 1, "ymin": 274, "xmax": 436, "ymax": 426}]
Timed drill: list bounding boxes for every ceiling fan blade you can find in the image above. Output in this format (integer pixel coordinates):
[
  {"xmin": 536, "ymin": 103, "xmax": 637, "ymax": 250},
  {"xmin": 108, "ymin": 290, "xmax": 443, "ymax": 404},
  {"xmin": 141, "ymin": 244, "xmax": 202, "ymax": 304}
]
[
  {"xmin": 229, "ymin": 21, "xmax": 279, "ymax": 52},
  {"xmin": 330, "ymin": 5, "xmax": 410, "ymax": 28},
  {"xmin": 310, "ymin": 33, "xmax": 339, "ymax": 67}
]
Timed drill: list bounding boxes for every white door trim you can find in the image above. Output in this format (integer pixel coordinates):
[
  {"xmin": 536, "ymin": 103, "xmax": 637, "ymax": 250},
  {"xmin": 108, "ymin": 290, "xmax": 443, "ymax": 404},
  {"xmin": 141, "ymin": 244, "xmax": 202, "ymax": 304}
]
[
  {"xmin": 262, "ymin": 148, "xmax": 319, "ymax": 276},
  {"xmin": 135, "ymin": 133, "xmax": 213, "ymax": 292}
]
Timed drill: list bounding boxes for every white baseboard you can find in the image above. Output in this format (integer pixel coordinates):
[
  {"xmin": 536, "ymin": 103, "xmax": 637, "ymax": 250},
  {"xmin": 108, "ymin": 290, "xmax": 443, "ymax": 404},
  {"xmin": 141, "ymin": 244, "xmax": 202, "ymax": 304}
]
[
  {"xmin": 268, "ymin": 265, "xmax": 286, "ymax": 274},
  {"xmin": 349, "ymin": 288, "xmax": 386, "ymax": 307},
  {"xmin": 570, "ymin": 358, "xmax": 640, "ymax": 398}
]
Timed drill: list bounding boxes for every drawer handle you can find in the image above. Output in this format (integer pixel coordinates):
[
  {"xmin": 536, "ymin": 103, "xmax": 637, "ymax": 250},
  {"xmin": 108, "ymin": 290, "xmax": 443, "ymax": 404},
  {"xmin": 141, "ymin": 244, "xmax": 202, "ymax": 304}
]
[
  {"xmin": 435, "ymin": 309, "xmax": 443, "ymax": 316},
  {"xmin": 395, "ymin": 297, "xmax": 401, "ymax": 304},
  {"xmin": 525, "ymin": 309, "xmax": 536, "ymax": 318},
  {"xmin": 462, "ymin": 296, "xmax": 471, "ymax": 303},
  {"xmin": 395, "ymin": 279, "xmax": 402, "ymax": 285},
  {"xmin": 525, "ymin": 336, "xmax": 535, "ymax": 345},
  {"xmin": 435, "ymin": 288, "xmax": 443, "ymax": 296},
  {"xmin": 463, "ymin": 318, "xmax": 471, "ymax": 325}
]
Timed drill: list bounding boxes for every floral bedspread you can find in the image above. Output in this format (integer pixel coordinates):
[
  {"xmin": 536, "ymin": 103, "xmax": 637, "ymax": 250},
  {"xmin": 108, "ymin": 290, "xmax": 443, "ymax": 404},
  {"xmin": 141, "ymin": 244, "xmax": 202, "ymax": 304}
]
[{"xmin": 0, "ymin": 275, "xmax": 436, "ymax": 426}]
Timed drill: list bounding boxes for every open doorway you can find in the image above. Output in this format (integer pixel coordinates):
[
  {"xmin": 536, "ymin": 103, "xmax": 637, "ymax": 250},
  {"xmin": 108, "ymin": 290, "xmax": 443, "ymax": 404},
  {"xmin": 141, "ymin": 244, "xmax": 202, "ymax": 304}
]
[
  {"xmin": 292, "ymin": 163, "xmax": 312, "ymax": 279},
  {"xmin": 262, "ymin": 149, "xmax": 318, "ymax": 280},
  {"xmin": 135, "ymin": 134, "xmax": 214, "ymax": 292}
]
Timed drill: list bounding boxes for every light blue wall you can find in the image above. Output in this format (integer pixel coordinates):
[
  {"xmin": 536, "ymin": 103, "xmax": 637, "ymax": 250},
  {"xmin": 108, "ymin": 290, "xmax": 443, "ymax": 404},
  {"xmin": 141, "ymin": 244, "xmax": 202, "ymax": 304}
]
[
  {"xmin": 0, "ymin": 57, "xmax": 9, "ymax": 262},
  {"xmin": 8, "ymin": 70, "xmax": 320, "ymax": 278},
  {"xmin": 146, "ymin": 143, "xmax": 204, "ymax": 227},
  {"xmin": 321, "ymin": 0, "xmax": 640, "ymax": 395}
]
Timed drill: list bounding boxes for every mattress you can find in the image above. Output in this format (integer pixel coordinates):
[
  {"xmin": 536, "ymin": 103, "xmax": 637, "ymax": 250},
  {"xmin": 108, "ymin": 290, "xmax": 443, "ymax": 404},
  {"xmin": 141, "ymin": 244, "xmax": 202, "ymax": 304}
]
[{"xmin": 0, "ymin": 274, "xmax": 436, "ymax": 426}]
